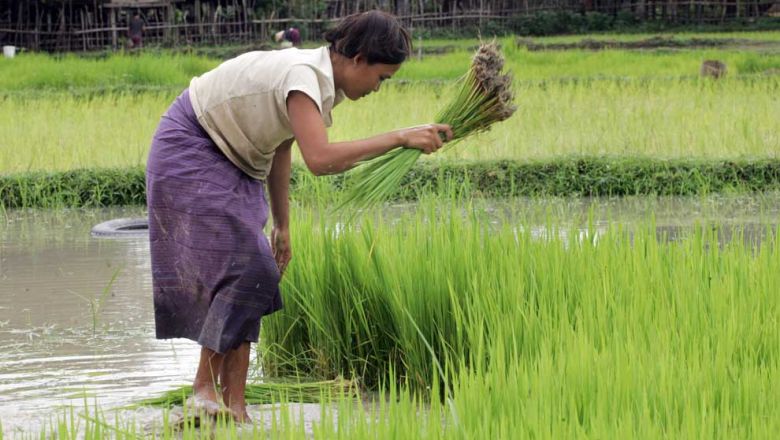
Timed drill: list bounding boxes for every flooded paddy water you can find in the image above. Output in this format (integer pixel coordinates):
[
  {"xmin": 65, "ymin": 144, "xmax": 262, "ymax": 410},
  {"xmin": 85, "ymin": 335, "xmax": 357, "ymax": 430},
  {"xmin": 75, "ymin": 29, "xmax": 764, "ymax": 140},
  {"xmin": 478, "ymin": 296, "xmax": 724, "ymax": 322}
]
[
  {"xmin": 1, "ymin": 193, "xmax": 779, "ymax": 435},
  {"xmin": 0, "ymin": 206, "xmax": 199, "ymax": 434}
]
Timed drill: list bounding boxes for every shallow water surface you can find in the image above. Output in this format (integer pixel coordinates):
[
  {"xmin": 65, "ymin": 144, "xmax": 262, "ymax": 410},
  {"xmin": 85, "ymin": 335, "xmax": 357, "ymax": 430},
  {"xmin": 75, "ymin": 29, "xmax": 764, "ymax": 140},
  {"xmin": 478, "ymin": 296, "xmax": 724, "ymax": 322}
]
[
  {"xmin": 1, "ymin": 194, "xmax": 778, "ymax": 434},
  {"xmin": 0, "ymin": 207, "xmax": 200, "ymax": 434}
]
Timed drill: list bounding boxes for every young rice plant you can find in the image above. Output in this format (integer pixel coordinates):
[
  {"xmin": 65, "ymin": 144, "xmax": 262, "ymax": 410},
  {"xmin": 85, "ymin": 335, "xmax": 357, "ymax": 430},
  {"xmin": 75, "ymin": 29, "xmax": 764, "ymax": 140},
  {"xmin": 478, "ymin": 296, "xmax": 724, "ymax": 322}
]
[{"xmin": 339, "ymin": 42, "xmax": 517, "ymax": 213}]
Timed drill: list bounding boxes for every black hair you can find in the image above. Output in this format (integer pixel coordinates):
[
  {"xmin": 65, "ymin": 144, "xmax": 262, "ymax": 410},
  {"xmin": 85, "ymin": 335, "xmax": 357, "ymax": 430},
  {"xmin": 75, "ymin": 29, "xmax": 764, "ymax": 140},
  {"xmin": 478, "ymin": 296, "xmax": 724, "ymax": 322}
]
[{"xmin": 324, "ymin": 10, "xmax": 412, "ymax": 65}]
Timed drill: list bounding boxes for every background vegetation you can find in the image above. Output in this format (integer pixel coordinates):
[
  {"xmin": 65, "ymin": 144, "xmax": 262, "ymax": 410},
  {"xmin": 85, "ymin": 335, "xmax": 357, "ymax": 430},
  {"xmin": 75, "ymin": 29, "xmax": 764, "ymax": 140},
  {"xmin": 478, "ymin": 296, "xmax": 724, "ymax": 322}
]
[
  {"xmin": 2, "ymin": 34, "xmax": 780, "ymax": 91},
  {"xmin": 1, "ymin": 35, "xmax": 778, "ymax": 181}
]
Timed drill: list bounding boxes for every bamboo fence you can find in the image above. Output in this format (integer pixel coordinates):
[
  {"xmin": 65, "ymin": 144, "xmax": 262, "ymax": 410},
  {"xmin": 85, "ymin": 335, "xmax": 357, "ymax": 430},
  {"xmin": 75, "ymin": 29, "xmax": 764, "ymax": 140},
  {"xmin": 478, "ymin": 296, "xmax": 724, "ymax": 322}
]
[{"xmin": 0, "ymin": 0, "xmax": 776, "ymax": 52}]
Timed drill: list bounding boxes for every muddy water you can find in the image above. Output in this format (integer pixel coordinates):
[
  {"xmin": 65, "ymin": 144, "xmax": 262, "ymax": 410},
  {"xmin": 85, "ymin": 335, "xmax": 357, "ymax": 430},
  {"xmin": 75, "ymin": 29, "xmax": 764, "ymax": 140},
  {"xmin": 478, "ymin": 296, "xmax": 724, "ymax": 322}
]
[
  {"xmin": 1, "ymin": 194, "xmax": 778, "ymax": 434},
  {"xmin": 0, "ymin": 207, "xmax": 200, "ymax": 434},
  {"xmin": 380, "ymin": 193, "xmax": 780, "ymax": 246},
  {"xmin": 484, "ymin": 192, "xmax": 780, "ymax": 245}
]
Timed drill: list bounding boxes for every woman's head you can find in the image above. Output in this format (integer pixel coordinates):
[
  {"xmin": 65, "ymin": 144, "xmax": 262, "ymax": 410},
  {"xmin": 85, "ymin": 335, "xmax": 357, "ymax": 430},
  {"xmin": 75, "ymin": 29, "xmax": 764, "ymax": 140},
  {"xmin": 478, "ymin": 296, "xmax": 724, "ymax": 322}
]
[
  {"xmin": 325, "ymin": 10, "xmax": 411, "ymax": 65},
  {"xmin": 325, "ymin": 10, "xmax": 411, "ymax": 100}
]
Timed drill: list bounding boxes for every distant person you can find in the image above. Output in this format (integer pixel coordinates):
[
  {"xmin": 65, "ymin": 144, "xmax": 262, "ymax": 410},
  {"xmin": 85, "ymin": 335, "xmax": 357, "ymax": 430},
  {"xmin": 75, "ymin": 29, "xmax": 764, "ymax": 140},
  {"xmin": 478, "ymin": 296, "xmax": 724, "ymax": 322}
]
[
  {"xmin": 146, "ymin": 10, "xmax": 451, "ymax": 423},
  {"xmin": 274, "ymin": 27, "xmax": 301, "ymax": 48},
  {"xmin": 128, "ymin": 13, "xmax": 145, "ymax": 49}
]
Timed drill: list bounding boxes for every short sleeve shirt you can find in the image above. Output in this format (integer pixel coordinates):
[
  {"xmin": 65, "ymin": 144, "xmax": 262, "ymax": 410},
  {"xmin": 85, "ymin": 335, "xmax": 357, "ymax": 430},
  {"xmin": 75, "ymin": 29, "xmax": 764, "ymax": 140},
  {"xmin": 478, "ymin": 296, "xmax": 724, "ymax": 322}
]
[{"xmin": 188, "ymin": 46, "xmax": 345, "ymax": 180}]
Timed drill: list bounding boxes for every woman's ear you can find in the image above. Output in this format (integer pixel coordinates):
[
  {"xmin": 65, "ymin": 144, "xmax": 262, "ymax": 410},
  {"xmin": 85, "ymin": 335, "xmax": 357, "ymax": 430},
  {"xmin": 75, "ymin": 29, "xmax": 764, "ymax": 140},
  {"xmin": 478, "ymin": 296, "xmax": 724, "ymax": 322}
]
[{"xmin": 352, "ymin": 53, "xmax": 365, "ymax": 65}]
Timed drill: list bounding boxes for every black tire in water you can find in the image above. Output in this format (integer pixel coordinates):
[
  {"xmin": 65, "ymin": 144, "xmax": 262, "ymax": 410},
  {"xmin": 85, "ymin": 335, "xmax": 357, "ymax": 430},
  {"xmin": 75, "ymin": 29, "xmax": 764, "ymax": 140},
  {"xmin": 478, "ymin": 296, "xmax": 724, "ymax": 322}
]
[{"xmin": 91, "ymin": 217, "xmax": 149, "ymax": 238}]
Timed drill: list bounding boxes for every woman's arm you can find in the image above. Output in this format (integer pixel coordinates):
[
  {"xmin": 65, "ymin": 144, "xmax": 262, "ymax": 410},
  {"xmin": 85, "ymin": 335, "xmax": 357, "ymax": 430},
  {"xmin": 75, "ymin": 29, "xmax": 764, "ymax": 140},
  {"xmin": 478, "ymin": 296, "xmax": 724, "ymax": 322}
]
[
  {"xmin": 268, "ymin": 138, "xmax": 292, "ymax": 228},
  {"xmin": 267, "ymin": 138, "xmax": 293, "ymax": 274},
  {"xmin": 287, "ymin": 91, "xmax": 453, "ymax": 176}
]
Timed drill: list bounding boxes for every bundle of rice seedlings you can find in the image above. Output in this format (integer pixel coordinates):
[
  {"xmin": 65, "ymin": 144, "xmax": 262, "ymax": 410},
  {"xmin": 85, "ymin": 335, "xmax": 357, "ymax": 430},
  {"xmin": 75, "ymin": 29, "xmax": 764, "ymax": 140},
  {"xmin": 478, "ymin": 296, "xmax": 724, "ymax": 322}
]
[
  {"xmin": 340, "ymin": 42, "xmax": 516, "ymax": 213},
  {"xmin": 133, "ymin": 377, "xmax": 359, "ymax": 408}
]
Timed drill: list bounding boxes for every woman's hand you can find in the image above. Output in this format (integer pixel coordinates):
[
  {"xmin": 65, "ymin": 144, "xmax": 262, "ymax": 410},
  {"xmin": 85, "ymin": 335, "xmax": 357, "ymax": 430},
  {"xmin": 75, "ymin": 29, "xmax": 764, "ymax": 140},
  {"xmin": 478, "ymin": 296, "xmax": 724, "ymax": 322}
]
[
  {"xmin": 271, "ymin": 226, "xmax": 292, "ymax": 276},
  {"xmin": 398, "ymin": 124, "xmax": 454, "ymax": 154}
]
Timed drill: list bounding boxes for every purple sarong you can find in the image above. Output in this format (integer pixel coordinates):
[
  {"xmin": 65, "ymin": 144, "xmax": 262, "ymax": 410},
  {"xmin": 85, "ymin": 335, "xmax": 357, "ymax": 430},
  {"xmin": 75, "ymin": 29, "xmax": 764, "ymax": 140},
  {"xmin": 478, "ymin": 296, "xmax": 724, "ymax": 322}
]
[{"xmin": 146, "ymin": 89, "xmax": 283, "ymax": 353}]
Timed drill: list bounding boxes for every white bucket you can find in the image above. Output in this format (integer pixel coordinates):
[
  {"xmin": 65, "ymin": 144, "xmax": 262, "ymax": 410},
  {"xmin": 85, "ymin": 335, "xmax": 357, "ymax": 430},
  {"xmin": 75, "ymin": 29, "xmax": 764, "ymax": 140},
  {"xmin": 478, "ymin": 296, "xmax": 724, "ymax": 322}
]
[{"xmin": 3, "ymin": 45, "xmax": 16, "ymax": 58}]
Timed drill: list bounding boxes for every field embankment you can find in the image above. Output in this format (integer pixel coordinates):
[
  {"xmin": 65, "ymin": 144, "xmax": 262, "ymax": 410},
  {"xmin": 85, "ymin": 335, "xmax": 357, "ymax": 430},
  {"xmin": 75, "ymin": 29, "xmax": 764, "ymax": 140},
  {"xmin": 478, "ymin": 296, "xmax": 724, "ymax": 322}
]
[{"xmin": 4, "ymin": 158, "xmax": 780, "ymax": 209}]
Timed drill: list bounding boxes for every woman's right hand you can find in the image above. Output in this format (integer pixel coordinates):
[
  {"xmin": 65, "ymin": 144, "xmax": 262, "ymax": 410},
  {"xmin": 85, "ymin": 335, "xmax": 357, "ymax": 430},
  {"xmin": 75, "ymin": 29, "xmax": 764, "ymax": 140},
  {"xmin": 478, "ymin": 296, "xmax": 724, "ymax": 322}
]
[{"xmin": 398, "ymin": 124, "xmax": 454, "ymax": 154}]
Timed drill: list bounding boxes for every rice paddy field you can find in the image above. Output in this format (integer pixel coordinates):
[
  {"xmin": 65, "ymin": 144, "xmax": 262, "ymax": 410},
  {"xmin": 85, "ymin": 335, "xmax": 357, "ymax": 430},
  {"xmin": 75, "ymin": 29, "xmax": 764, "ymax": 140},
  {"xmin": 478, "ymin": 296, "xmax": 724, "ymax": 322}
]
[
  {"xmin": 1, "ymin": 77, "xmax": 778, "ymax": 173},
  {"xmin": 1, "ymin": 39, "xmax": 779, "ymax": 173},
  {"xmin": 1, "ymin": 32, "xmax": 780, "ymax": 438}
]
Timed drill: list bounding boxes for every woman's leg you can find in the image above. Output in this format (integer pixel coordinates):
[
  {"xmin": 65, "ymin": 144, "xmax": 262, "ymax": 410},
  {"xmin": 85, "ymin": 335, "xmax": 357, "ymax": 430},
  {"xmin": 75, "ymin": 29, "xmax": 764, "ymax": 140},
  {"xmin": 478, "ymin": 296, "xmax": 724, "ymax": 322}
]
[
  {"xmin": 220, "ymin": 342, "xmax": 252, "ymax": 422},
  {"xmin": 191, "ymin": 347, "xmax": 225, "ymax": 412}
]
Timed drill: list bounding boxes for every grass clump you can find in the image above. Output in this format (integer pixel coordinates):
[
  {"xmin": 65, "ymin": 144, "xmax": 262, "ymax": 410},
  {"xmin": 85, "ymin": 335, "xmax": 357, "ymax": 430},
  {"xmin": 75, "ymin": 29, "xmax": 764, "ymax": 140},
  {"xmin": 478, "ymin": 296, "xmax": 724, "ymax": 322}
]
[
  {"xmin": 340, "ymin": 42, "xmax": 517, "ymax": 213},
  {"xmin": 6, "ymin": 158, "xmax": 780, "ymax": 209},
  {"xmin": 257, "ymin": 204, "xmax": 780, "ymax": 436},
  {"xmin": 0, "ymin": 167, "xmax": 146, "ymax": 209}
]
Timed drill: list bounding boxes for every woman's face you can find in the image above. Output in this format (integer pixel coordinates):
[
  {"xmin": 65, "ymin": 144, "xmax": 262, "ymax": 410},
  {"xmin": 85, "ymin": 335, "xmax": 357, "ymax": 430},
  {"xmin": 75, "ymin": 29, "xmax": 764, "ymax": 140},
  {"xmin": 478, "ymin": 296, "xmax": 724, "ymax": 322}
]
[{"xmin": 341, "ymin": 56, "xmax": 401, "ymax": 100}]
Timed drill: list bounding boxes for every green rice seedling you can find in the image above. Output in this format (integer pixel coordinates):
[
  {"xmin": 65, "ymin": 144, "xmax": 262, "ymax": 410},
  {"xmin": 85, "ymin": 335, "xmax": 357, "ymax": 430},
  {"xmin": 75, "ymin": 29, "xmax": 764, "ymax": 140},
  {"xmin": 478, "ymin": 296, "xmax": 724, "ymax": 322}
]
[
  {"xmin": 395, "ymin": 40, "xmax": 780, "ymax": 82},
  {"xmin": 66, "ymin": 268, "xmax": 121, "ymax": 336},
  {"xmin": 135, "ymin": 378, "xmax": 359, "ymax": 408},
  {"xmin": 2, "ymin": 48, "xmax": 778, "ymax": 175},
  {"xmin": 339, "ymin": 43, "xmax": 517, "ymax": 213},
  {"xmin": 259, "ymin": 202, "xmax": 779, "ymax": 437},
  {"xmin": 331, "ymin": 76, "xmax": 780, "ymax": 162},
  {"xmin": 1, "ymin": 38, "xmax": 778, "ymax": 93},
  {"xmin": 0, "ymin": 91, "xmax": 173, "ymax": 173},
  {"xmin": 8, "ymin": 204, "xmax": 780, "ymax": 438},
  {"xmin": 0, "ymin": 52, "xmax": 216, "ymax": 92}
]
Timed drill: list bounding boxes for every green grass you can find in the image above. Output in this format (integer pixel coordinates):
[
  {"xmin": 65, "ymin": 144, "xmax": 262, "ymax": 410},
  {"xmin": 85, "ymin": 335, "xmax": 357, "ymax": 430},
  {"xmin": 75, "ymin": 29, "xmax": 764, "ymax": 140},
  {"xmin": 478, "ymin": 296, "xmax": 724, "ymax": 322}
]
[
  {"xmin": 0, "ymin": 91, "xmax": 173, "ymax": 173},
  {"xmin": 6, "ymin": 158, "xmax": 780, "ymax": 209},
  {"xmin": 319, "ymin": 76, "xmax": 780, "ymax": 161},
  {"xmin": 0, "ymin": 167, "xmax": 147, "ymax": 209},
  {"xmin": 1, "ymin": 37, "xmax": 776, "ymax": 178},
  {"xmin": 0, "ymin": 52, "xmax": 215, "ymax": 91},
  {"xmin": 4, "ymin": 76, "xmax": 778, "ymax": 174},
  {"xmin": 398, "ymin": 44, "xmax": 780, "ymax": 80},
  {"xmin": 1, "ymin": 35, "xmax": 779, "ymax": 92},
  {"xmin": 260, "ymin": 203, "xmax": 780, "ymax": 436}
]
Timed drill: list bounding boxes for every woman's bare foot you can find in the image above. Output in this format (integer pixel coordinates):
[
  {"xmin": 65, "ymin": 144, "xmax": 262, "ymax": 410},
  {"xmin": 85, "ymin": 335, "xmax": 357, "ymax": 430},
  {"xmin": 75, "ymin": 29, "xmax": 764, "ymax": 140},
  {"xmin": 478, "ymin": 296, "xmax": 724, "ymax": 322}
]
[
  {"xmin": 229, "ymin": 408, "xmax": 252, "ymax": 424},
  {"xmin": 186, "ymin": 394, "xmax": 230, "ymax": 416},
  {"xmin": 190, "ymin": 346, "xmax": 229, "ymax": 417}
]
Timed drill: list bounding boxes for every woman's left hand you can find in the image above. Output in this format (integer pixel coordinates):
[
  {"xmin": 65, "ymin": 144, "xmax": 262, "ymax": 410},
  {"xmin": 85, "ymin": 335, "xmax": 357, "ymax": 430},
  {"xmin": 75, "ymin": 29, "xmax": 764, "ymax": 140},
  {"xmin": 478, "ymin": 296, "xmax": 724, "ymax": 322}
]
[{"xmin": 271, "ymin": 226, "xmax": 292, "ymax": 276}]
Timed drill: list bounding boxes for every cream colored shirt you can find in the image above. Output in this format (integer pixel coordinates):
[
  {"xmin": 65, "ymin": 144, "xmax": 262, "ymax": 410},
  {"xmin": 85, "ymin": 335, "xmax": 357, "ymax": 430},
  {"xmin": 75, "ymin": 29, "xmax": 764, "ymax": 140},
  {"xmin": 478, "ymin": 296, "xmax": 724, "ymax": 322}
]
[{"xmin": 189, "ymin": 46, "xmax": 345, "ymax": 180}]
